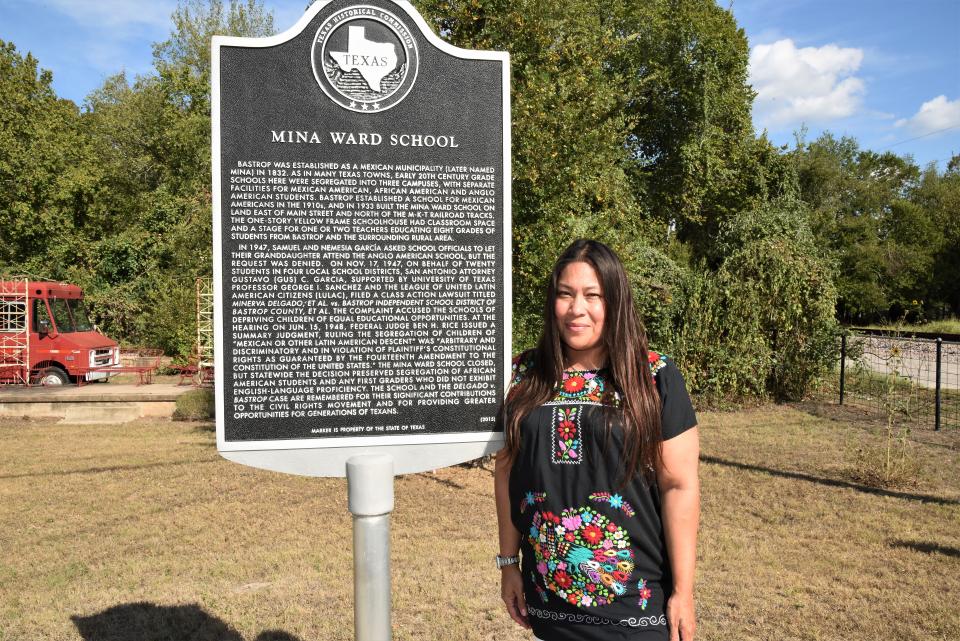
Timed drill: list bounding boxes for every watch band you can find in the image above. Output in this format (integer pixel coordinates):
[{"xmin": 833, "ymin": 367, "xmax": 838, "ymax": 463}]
[{"xmin": 495, "ymin": 554, "xmax": 519, "ymax": 569}]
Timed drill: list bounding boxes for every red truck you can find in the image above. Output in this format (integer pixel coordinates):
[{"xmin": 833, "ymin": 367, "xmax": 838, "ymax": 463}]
[{"xmin": 0, "ymin": 280, "xmax": 120, "ymax": 385}]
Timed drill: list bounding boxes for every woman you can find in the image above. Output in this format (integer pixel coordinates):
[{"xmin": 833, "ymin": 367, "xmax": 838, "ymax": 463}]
[{"xmin": 494, "ymin": 239, "xmax": 700, "ymax": 640}]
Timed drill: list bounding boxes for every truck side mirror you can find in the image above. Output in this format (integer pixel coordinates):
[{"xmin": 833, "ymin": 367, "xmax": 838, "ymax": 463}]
[{"xmin": 39, "ymin": 319, "xmax": 51, "ymax": 335}]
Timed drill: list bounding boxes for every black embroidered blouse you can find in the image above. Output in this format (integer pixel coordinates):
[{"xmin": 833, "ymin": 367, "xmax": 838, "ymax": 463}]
[{"xmin": 504, "ymin": 349, "xmax": 698, "ymax": 641}]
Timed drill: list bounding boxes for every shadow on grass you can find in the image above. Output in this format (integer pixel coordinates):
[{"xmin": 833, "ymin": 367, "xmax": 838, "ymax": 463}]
[
  {"xmin": 414, "ymin": 472, "xmax": 466, "ymax": 489},
  {"xmin": 71, "ymin": 602, "xmax": 303, "ymax": 641},
  {"xmin": 0, "ymin": 458, "xmax": 218, "ymax": 480},
  {"xmin": 889, "ymin": 539, "xmax": 960, "ymax": 558},
  {"xmin": 701, "ymin": 455, "xmax": 960, "ymax": 506}
]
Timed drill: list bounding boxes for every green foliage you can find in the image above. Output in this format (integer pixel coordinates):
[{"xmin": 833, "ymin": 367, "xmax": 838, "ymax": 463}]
[
  {"xmin": 0, "ymin": 2, "xmax": 276, "ymax": 354},
  {"xmin": 665, "ymin": 199, "xmax": 839, "ymax": 402},
  {"xmin": 789, "ymin": 132, "xmax": 951, "ymax": 323},
  {"xmin": 418, "ymin": 0, "xmax": 774, "ymax": 349},
  {"xmin": 666, "ymin": 267, "xmax": 770, "ymax": 403},
  {"xmin": 173, "ymin": 388, "xmax": 215, "ymax": 421},
  {"xmin": 2, "ymin": 0, "xmax": 948, "ymax": 407},
  {"xmin": 0, "ymin": 41, "xmax": 93, "ymax": 268}
]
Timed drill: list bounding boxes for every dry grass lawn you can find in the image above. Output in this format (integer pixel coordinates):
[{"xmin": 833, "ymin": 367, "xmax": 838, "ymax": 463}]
[{"xmin": 1, "ymin": 403, "xmax": 958, "ymax": 640}]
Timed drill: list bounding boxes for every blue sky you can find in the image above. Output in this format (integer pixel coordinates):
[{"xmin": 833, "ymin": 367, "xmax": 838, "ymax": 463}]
[{"xmin": 1, "ymin": 0, "xmax": 958, "ymax": 168}]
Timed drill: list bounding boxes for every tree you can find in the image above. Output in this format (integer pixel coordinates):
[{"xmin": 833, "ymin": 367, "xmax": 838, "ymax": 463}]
[
  {"xmin": 912, "ymin": 157, "xmax": 960, "ymax": 317},
  {"xmin": 70, "ymin": 0, "xmax": 276, "ymax": 352},
  {"xmin": 0, "ymin": 41, "xmax": 94, "ymax": 271},
  {"xmin": 416, "ymin": 0, "xmax": 768, "ymax": 346},
  {"xmin": 790, "ymin": 132, "xmax": 931, "ymax": 323}
]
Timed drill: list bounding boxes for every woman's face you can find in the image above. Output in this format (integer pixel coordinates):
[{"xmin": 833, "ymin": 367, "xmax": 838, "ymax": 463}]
[{"xmin": 554, "ymin": 261, "xmax": 606, "ymax": 358}]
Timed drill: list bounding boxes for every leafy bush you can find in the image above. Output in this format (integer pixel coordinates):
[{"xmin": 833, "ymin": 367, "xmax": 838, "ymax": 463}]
[
  {"xmin": 664, "ymin": 199, "xmax": 839, "ymax": 402},
  {"xmin": 173, "ymin": 388, "xmax": 214, "ymax": 421}
]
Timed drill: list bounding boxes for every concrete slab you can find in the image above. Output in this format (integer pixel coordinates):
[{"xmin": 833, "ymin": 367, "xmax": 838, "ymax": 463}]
[
  {"xmin": 0, "ymin": 384, "xmax": 202, "ymax": 423},
  {"xmin": 0, "ymin": 384, "xmax": 194, "ymax": 402}
]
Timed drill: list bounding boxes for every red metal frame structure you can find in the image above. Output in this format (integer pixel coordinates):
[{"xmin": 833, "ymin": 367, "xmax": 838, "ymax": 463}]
[{"xmin": 0, "ymin": 278, "xmax": 30, "ymax": 385}]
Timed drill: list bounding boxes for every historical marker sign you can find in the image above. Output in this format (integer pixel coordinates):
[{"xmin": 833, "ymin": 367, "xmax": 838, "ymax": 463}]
[{"xmin": 213, "ymin": 0, "xmax": 510, "ymax": 476}]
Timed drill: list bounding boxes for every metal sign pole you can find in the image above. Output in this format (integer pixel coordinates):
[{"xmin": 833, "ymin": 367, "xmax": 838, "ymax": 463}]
[{"xmin": 347, "ymin": 454, "xmax": 394, "ymax": 641}]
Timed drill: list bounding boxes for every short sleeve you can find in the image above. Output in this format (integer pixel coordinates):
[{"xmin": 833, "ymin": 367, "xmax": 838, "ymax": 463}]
[
  {"xmin": 507, "ymin": 349, "xmax": 535, "ymax": 393},
  {"xmin": 654, "ymin": 357, "xmax": 698, "ymax": 440},
  {"xmin": 497, "ymin": 350, "xmax": 535, "ymax": 434}
]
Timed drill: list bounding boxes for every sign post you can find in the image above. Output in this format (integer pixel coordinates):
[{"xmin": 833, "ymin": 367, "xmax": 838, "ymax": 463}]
[
  {"xmin": 347, "ymin": 454, "xmax": 394, "ymax": 641},
  {"xmin": 212, "ymin": 1, "xmax": 510, "ymax": 637}
]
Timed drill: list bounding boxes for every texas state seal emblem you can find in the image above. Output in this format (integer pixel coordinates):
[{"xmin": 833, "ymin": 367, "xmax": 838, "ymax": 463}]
[{"xmin": 311, "ymin": 5, "xmax": 419, "ymax": 113}]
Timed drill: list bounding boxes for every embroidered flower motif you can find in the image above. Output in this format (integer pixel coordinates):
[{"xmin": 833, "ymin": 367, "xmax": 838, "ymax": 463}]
[
  {"xmin": 557, "ymin": 420, "xmax": 577, "ymax": 440},
  {"xmin": 647, "ymin": 350, "xmax": 667, "ymax": 377},
  {"xmin": 520, "ymin": 491, "xmax": 547, "ymax": 514},
  {"xmin": 513, "ymin": 349, "xmax": 670, "ymax": 408},
  {"xmin": 534, "ymin": 578, "xmax": 549, "ymax": 603},
  {"xmin": 582, "ymin": 524, "xmax": 603, "ymax": 545},
  {"xmin": 552, "ymin": 407, "xmax": 582, "ymax": 464},
  {"xmin": 563, "ymin": 375, "xmax": 586, "ymax": 393},
  {"xmin": 588, "ymin": 492, "xmax": 637, "ymax": 517},
  {"xmin": 637, "ymin": 578, "xmax": 652, "ymax": 610},
  {"xmin": 528, "ymin": 506, "xmax": 635, "ymax": 609}
]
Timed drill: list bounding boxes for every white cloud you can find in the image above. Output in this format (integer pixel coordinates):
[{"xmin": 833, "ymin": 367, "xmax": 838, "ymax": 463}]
[
  {"xmin": 895, "ymin": 95, "xmax": 960, "ymax": 135},
  {"xmin": 749, "ymin": 38, "xmax": 866, "ymax": 127},
  {"xmin": 45, "ymin": 0, "xmax": 175, "ymax": 29}
]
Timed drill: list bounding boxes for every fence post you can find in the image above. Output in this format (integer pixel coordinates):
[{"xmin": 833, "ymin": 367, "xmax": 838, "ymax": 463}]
[
  {"xmin": 935, "ymin": 337, "xmax": 942, "ymax": 431},
  {"xmin": 839, "ymin": 332, "xmax": 847, "ymax": 405}
]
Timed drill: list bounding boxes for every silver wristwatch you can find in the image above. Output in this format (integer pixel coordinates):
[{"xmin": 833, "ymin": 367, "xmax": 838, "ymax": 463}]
[{"xmin": 495, "ymin": 554, "xmax": 519, "ymax": 569}]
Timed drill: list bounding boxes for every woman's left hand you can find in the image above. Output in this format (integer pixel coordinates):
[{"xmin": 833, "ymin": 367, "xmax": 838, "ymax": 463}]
[{"xmin": 666, "ymin": 590, "xmax": 696, "ymax": 641}]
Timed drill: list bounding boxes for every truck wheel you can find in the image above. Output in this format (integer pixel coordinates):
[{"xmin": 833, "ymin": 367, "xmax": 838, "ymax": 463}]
[{"xmin": 34, "ymin": 366, "xmax": 72, "ymax": 386}]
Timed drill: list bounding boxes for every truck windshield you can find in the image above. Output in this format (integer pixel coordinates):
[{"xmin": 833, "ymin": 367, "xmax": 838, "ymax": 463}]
[
  {"xmin": 48, "ymin": 298, "xmax": 94, "ymax": 333},
  {"xmin": 69, "ymin": 299, "xmax": 94, "ymax": 332}
]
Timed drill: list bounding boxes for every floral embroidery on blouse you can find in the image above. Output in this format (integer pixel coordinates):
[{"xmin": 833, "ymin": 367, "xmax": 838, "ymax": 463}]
[
  {"xmin": 521, "ymin": 490, "xmax": 548, "ymax": 514},
  {"xmin": 647, "ymin": 350, "xmax": 667, "ymax": 378},
  {"xmin": 552, "ymin": 406, "xmax": 582, "ymax": 464},
  {"xmin": 528, "ymin": 506, "xmax": 636, "ymax": 608},
  {"xmin": 637, "ymin": 578, "xmax": 652, "ymax": 610},
  {"xmin": 509, "ymin": 349, "xmax": 670, "ymax": 406},
  {"xmin": 588, "ymin": 492, "xmax": 636, "ymax": 518},
  {"xmin": 509, "ymin": 350, "xmax": 671, "ymax": 469}
]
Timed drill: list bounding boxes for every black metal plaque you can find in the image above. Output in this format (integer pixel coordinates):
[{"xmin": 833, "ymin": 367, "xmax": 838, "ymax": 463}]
[{"xmin": 213, "ymin": 0, "xmax": 510, "ymax": 464}]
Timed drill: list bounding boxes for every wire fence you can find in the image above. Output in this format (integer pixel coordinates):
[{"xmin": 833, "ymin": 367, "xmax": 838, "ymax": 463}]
[{"xmin": 838, "ymin": 332, "xmax": 960, "ymax": 431}]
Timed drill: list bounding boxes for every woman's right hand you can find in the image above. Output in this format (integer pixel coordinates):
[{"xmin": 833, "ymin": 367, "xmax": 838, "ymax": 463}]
[{"xmin": 500, "ymin": 565, "xmax": 530, "ymax": 629}]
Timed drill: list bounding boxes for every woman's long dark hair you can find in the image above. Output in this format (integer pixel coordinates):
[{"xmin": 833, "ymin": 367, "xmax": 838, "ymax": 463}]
[{"xmin": 500, "ymin": 239, "xmax": 663, "ymax": 485}]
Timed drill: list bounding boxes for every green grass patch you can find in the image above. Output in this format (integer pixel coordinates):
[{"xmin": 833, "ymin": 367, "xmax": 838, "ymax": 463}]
[
  {"xmin": 1, "ymin": 408, "xmax": 958, "ymax": 640},
  {"xmin": 856, "ymin": 316, "xmax": 960, "ymax": 335}
]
